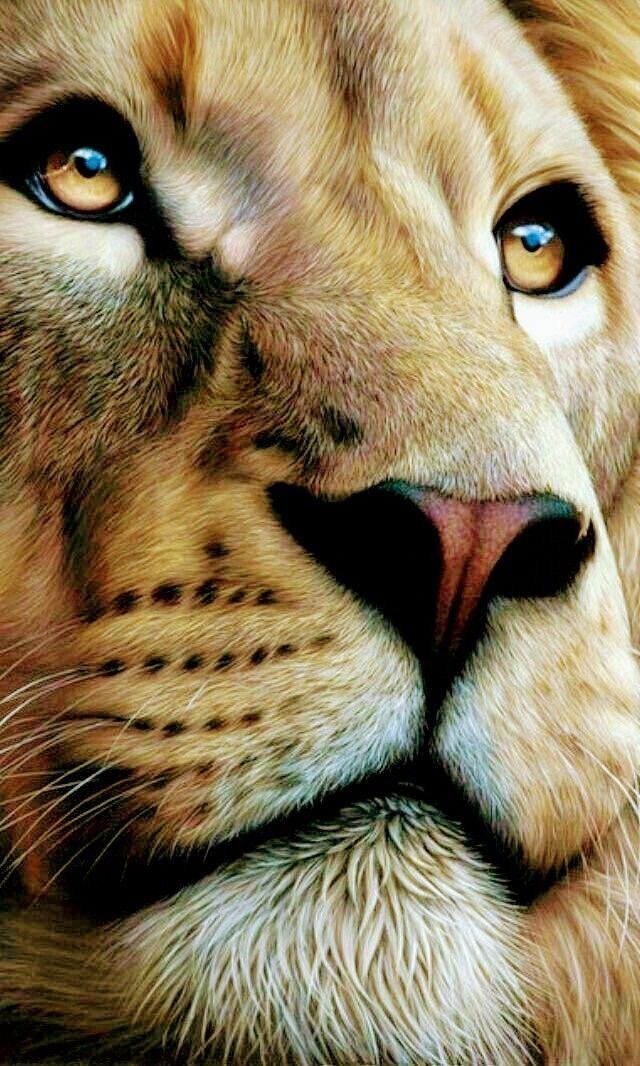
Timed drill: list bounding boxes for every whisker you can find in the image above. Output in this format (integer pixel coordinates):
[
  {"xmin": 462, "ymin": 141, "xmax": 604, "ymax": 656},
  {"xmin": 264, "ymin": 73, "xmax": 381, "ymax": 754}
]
[
  {"xmin": 0, "ymin": 685, "xmax": 99, "ymax": 761},
  {"xmin": 573, "ymin": 741, "xmax": 640, "ymax": 810},
  {"xmin": 0, "ymin": 775, "xmax": 151, "ymax": 885},
  {"xmin": 0, "ymin": 670, "xmax": 92, "ymax": 726},
  {"xmin": 0, "ymin": 624, "xmax": 80, "ymax": 684},
  {"xmin": 0, "ymin": 620, "xmax": 76, "ymax": 662},
  {"xmin": 0, "ymin": 723, "xmax": 109, "ymax": 834},
  {"xmin": 34, "ymin": 809, "xmax": 145, "ymax": 900}
]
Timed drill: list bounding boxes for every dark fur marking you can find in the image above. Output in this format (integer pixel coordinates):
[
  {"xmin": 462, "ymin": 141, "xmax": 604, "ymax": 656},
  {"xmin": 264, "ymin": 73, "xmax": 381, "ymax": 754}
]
[
  {"xmin": 241, "ymin": 332, "xmax": 265, "ymax": 382},
  {"xmin": 256, "ymin": 588, "xmax": 277, "ymax": 605},
  {"xmin": 320, "ymin": 405, "xmax": 364, "ymax": 446},
  {"xmin": 163, "ymin": 74, "xmax": 188, "ymax": 131},
  {"xmin": 311, "ymin": 634, "xmax": 334, "ymax": 647},
  {"xmin": 276, "ymin": 643, "xmax": 296, "ymax": 656},
  {"xmin": 61, "ymin": 476, "xmax": 104, "ymax": 610},
  {"xmin": 148, "ymin": 774, "xmax": 172, "ymax": 791},
  {"xmin": 163, "ymin": 721, "xmax": 186, "ymax": 737},
  {"xmin": 227, "ymin": 588, "xmax": 247, "ymax": 604},
  {"xmin": 99, "ymin": 659, "xmax": 126, "ymax": 677},
  {"xmin": 194, "ymin": 802, "xmax": 211, "ymax": 817},
  {"xmin": 113, "ymin": 590, "xmax": 141, "ymax": 614},
  {"xmin": 250, "ymin": 647, "xmax": 268, "ymax": 665},
  {"xmin": 502, "ymin": 0, "xmax": 540, "ymax": 18},
  {"xmin": 151, "ymin": 583, "xmax": 182, "ymax": 605},
  {"xmin": 183, "ymin": 654, "xmax": 204, "ymax": 671},
  {"xmin": 196, "ymin": 762, "xmax": 216, "ymax": 776},
  {"xmin": 214, "ymin": 652, "xmax": 235, "ymax": 671},
  {"xmin": 241, "ymin": 711, "xmax": 262, "ymax": 725},
  {"xmin": 0, "ymin": 65, "xmax": 53, "ymax": 110},
  {"xmin": 253, "ymin": 430, "xmax": 302, "ymax": 454},
  {"xmin": 205, "ymin": 541, "xmax": 229, "ymax": 559},
  {"xmin": 130, "ymin": 718, "xmax": 154, "ymax": 732},
  {"xmin": 205, "ymin": 716, "xmax": 225, "ymax": 731},
  {"xmin": 80, "ymin": 601, "xmax": 106, "ymax": 625},
  {"xmin": 144, "ymin": 655, "xmax": 168, "ymax": 673},
  {"xmin": 195, "ymin": 579, "xmax": 218, "ymax": 605}
]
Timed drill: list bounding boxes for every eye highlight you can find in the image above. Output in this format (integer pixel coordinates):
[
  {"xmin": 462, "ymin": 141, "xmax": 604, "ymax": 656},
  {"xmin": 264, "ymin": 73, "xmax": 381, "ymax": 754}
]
[
  {"xmin": 501, "ymin": 221, "xmax": 566, "ymax": 294},
  {"xmin": 496, "ymin": 183, "xmax": 608, "ymax": 298}
]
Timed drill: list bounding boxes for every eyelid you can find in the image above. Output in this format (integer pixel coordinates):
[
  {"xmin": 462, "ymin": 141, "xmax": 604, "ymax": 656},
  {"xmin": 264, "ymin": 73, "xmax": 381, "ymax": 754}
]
[
  {"xmin": 495, "ymin": 181, "xmax": 608, "ymax": 259},
  {"xmin": 25, "ymin": 170, "xmax": 135, "ymax": 222},
  {"xmin": 0, "ymin": 97, "xmax": 141, "ymax": 185}
]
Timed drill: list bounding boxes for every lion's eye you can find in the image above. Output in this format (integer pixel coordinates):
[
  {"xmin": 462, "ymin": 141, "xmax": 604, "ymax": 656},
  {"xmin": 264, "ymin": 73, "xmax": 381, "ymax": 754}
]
[
  {"xmin": 501, "ymin": 222, "xmax": 566, "ymax": 294},
  {"xmin": 496, "ymin": 183, "xmax": 608, "ymax": 298},
  {"xmin": 0, "ymin": 99, "xmax": 139, "ymax": 223},
  {"xmin": 39, "ymin": 146, "xmax": 128, "ymax": 216}
]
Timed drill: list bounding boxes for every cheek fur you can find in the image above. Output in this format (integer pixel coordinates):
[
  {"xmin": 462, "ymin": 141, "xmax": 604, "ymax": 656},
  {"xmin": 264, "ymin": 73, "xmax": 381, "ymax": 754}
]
[{"xmin": 0, "ymin": 187, "xmax": 145, "ymax": 279}]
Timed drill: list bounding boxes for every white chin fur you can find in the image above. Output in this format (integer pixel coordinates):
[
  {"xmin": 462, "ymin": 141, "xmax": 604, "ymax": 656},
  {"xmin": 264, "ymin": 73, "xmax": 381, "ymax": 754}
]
[{"xmin": 107, "ymin": 795, "xmax": 530, "ymax": 1064}]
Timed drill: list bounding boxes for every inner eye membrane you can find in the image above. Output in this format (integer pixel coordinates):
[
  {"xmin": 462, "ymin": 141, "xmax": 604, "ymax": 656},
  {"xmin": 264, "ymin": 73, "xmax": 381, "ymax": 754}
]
[
  {"xmin": 496, "ymin": 182, "xmax": 609, "ymax": 297},
  {"xmin": 0, "ymin": 98, "xmax": 140, "ymax": 221}
]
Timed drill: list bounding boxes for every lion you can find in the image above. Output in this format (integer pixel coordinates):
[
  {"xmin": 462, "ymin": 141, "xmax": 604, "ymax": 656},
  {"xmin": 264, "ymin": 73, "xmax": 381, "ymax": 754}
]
[{"xmin": 0, "ymin": 0, "xmax": 639, "ymax": 1061}]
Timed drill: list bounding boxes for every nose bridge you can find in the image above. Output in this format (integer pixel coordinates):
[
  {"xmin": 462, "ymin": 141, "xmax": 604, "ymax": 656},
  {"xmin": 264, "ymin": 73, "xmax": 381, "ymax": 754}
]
[{"xmin": 287, "ymin": 288, "xmax": 591, "ymax": 506}]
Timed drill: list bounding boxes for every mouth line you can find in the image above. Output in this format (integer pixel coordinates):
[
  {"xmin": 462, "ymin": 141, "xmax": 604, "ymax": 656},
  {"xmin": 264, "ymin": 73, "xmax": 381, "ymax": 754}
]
[{"xmin": 52, "ymin": 753, "xmax": 567, "ymax": 921}]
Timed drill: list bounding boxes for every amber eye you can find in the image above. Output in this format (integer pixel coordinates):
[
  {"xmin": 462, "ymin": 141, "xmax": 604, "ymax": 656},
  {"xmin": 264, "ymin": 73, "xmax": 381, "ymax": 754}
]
[
  {"xmin": 500, "ymin": 221, "xmax": 566, "ymax": 294},
  {"xmin": 0, "ymin": 99, "xmax": 141, "ymax": 223},
  {"xmin": 495, "ymin": 183, "xmax": 608, "ymax": 298},
  {"xmin": 41, "ymin": 146, "xmax": 126, "ymax": 215}
]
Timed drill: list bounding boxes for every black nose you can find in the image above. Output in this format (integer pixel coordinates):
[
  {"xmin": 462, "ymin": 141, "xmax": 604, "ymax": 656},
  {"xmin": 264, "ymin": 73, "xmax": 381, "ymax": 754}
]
[{"xmin": 269, "ymin": 481, "xmax": 595, "ymax": 705}]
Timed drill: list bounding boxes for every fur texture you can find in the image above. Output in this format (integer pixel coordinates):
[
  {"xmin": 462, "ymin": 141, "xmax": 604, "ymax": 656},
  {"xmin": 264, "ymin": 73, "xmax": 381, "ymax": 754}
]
[{"xmin": 0, "ymin": 0, "xmax": 639, "ymax": 1061}]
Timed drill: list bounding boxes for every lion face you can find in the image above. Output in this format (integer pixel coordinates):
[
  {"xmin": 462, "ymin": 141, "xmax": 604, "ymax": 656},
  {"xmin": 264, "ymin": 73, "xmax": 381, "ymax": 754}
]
[{"xmin": 1, "ymin": 0, "xmax": 640, "ymax": 1061}]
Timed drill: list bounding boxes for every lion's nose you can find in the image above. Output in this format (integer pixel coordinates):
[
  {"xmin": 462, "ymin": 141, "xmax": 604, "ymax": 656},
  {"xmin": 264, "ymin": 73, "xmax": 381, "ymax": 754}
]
[
  {"xmin": 410, "ymin": 488, "xmax": 594, "ymax": 659},
  {"xmin": 269, "ymin": 481, "xmax": 595, "ymax": 704}
]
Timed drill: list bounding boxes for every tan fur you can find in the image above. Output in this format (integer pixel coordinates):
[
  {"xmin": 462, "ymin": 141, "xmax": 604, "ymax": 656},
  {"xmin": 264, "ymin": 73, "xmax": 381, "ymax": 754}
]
[{"xmin": 0, "ymin": 0, "xmax": 639, "ymax": 1061}]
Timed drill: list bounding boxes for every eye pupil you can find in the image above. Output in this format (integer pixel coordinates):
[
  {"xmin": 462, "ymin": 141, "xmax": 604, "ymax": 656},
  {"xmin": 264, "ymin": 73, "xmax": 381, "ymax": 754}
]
[
  {"xmin": 73, "ymin": 148, "xmax": 109, "ymax": 179},
  {"xmin": 514, "ymin": 222, "xmax": 555, "ymax": 254}
]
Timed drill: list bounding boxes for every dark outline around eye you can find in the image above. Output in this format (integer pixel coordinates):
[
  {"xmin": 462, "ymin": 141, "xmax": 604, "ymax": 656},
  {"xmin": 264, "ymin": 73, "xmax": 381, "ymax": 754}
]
[
  {"xmin": 25, "ymin": 167, "xmax": 135, "ymax": 223},
  {"xmin": 0, "ymin": 97, "xmax": 140, "ymax": 225},
  {"xmin": 494, "ymin": 182, "xmax": 609, "ymax": 299}
]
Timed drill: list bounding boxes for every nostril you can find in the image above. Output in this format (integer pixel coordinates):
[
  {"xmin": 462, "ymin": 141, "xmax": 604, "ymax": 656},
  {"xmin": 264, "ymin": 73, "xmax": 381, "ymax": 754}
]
[
  {"xmin": 489, "ymin": 506, "xmax": 596, "ymax": 601},
  {"xmin": 269, "ymin": 482, "xmax": 441, "ymax": 661}
]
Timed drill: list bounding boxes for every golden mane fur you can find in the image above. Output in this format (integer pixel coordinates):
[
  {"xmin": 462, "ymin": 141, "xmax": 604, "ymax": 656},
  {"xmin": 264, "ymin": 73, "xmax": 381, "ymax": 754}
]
[{"xmin": 0, "ymin": 0, "xmax": 639, "ymax": 1061}]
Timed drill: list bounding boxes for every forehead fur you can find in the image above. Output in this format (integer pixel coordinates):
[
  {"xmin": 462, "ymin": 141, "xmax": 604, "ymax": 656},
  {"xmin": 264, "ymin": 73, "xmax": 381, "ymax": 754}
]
[{"xmin": 137, "ymin": 0, "xmax": 200, "ymax": 130}]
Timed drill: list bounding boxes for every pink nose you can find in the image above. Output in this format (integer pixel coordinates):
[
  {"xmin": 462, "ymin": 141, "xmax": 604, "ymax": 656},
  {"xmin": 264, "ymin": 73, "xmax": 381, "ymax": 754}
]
[
  {"xmin": 420, "ymin": 495, "xmax": 558, "ymax": 654},
  {"xmin": 270, "ymin": 481, "xmax": 595, "ymax": 703}
]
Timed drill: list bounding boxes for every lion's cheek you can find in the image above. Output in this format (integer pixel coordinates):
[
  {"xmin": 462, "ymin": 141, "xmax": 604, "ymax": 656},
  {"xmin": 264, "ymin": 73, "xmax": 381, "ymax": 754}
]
[{"xmin": 432, "ymin": 532, "xmax": 640, "ymax": 872}]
